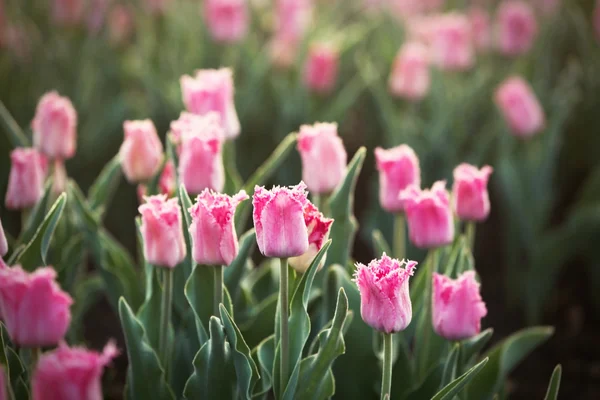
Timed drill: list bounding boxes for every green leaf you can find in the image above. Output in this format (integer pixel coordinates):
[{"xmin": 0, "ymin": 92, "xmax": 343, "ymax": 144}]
[
  {"xmin": 372, "ymin": 229, "xmax": 392, "ymax": 256},
  {"xmin": 17, "ymin": 180, "xmax": 53, "ymax": 247},
  {"xmin": 275, "ymin": 241, "xmax": 332, "ymax": 400},
  {"xmin": 220, "ymin": 305, "xmax": 260, "ymax": 399},
  {"xmin": 224, "ymin": 229, "xmax": 256, "ymax": 302},
  {"xmin": 253, "ymin": 335, "xmax": 275, "ymax": 398},
  {"xmin": 441, "ymin": 344, "xmax": 460, "ymax": 388},
  {"xmin": 240, "ymin": 293, "xmax": 278, "ymax": 349},
  {"xmin": 184, "ymin": 264, "xmax": 214, "ymax": 344},
  {"xmin": 183, "ymin": 317, "xmax": 237, "ymax": 399},
  {"xmin": 459, "ymin": 328, "xmax": 493, "ymax": 371},
  {"xmin": 15, "ymin": 192, "xmax": 67, "ymax": 270},
  {"xmin": 543, "ymin": 364, "xmax": 562, "ymax": 400},
  {"xmin": 0, "ymin": 99, "xmax": 29, "ymax": 147},
  {"xmin": 467, "ymin": 327, "xmax": 554, "ymax": 400},
  {"xmin": 431, "ymin": 357, "xmax": 489, "ymax": 400},
  {"xmin": 326, "ymin": 147, "xmax": 366, "ymax": 268},
  {"xmin": 296, "ymin": 288, "xmax": 349, "ymax": 400},
  {"xmin": 173, "ymin": 185, "xmax": 195, "ymax": 316},
  {"xmin": 404, "ymin": 362, "xmax": 444, "ymax": 400},
  {"xmin": 137, "ymin": 267, "xmax": 162, "ymax": 352},
  {"xmin": 235, "ymin": 132, "xmax": 298, "ymax": 232},
  {"xmin": 118, "ymin": 298, "xmax": 174, "ymax": 400},
  {"xmin": 67, "ymin": 274, "xmax": 104, "ymax": 343},
  {"xmin": 88, "ymin": 154, "xmax": 123, "ymax": 216}
]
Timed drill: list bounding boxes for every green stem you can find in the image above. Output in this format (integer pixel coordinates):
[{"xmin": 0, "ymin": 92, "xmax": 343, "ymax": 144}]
[
  {"xmin": 21, "ymin": 209, "xmax": 30, "ymax": 233},
  {"xmin": 381, "ymin": 333, "xmax": 393, "ymax": 400},
  {"xmin": 466, "ymin": 222, "xmax": 476, "ymax": 253},
  {"xmin": 312, "ymin": 193, "xmax": 321, "ymax": 211},
  {"xmin": 214, "ymin": 265, "xmax": 224, "ymax": 316},
  {"xmin": 159, "ymin": 268, "xmax": 173, "ymax": 372},
  {"xmin": 279, "ymin": 257, "xmax": 290, "ymax": 395},
  {"xmin": 393, "ymin": 214, "xmax": 406, "ymax": 260}
]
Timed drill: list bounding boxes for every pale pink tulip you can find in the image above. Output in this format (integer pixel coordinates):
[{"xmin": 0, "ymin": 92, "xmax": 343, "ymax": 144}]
[
  {"xmin": 495, "ymin": 76, "xmax": 545, "ymax": 138},
  {"xmin": 119, "ymin": 120, "xmax": 164, "ymax": 183},
  {"xmin": 5, "ymin": 148, "xmax": 46, "ymax": 210},
  {"xmin": 452, "ymin": 164, "xmax": 493, "ymax": 221},
  {"xmin": 469, "ymin": 7, "xmax": 492, "ymax": 51},
  {"xmin": 389, "ymin": 41, "xmax": 430, "ymax": 100},
  {"xmin": 204, "ymin": 0, "xmax": 249, "ymax": 43},
  {"xmin": 32, "ymin": 91, "xmax": 77, "ymax": 160},
  {"xmin": 430, "ymin": 13, "xmax": 474, "ymax": 71},
  {"xmin": 375, "ymin": 145, "xmax": 421, "ymax": 213}
]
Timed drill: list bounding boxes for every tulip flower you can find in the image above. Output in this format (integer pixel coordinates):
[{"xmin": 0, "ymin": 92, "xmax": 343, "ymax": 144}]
[
  {"xmin": 0, "ymin": 266, "xmax": 72, "ymax": 347},
  {"xmin": 495, "ymin": 1, "xmax": 538, "ymax": 57},
  {"xmin": 469, "ymin": 7, "xmax": 492, "ymax": 51},
  {"xmin": 495, "ymin": 76, "xmax": 545, "ymax": 138},
  {"xmin": 375, "ymin": 145, "xmax": 421, "ymax": 213},
  {"xmin": 303, "ymin": 43, "xmax": 339, "ymax": 94},
  {"xmin": 452, "ymin": 164, "xmax": 493, "ymax": 222},
  {"xmin": 389, "ymin": 41, "xmax": 430, "ymax": 101},
  {"xmin": 31, "ymin": 91, "xmax": 77, "ymax": 160},
  {"xmin": 289, "ymin": 202, "xmax": 333, "ymax": 273},
  {"xmin": 5, "ymin": 148, "xmax": 46, "ymax": 210},
  {"xmin": 119, "ymin": 120, "xmax": 164, "ymax": 183},
  {"xmin": 430, "ymin": 13, "xmax": 474, "ymax": 71},
  {"xmin": 204, "ymin": 0, "xmax": 249, "ymax": 43},
  {"xmin": 297, "ymin": 123, "xmax": 347, "ymax": 194},
  {"xmin": 432, "ymin": 271, "xmax": 487, "ymax": 340}
]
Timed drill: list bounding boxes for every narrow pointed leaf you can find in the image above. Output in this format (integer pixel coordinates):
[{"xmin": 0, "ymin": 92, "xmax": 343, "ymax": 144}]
[
  {"xmin": 88, "ymin": 154, "xmax": 123, "ymax": 216},
  {"xmin": 0, "ymin": 99, "xmax": 29, "ymax": 147},
  {"xmin": 543, "ymin": 364, "xmax": 562, "ymax": 400},
  {"xmin": 431, "ymin": 357, "xmax": 489, "ymax": 400}
]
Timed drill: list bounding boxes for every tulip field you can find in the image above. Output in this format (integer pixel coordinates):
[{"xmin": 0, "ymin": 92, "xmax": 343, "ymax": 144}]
[{"xmin": 1, "ymin": 0, "xmax": 600, "ymax": 399}]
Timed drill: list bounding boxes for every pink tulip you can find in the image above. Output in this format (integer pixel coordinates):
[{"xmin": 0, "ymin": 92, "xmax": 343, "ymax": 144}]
[
  {"xmin": 404, "ymin": 16, "xmax": 438, "ymax": 45},
  {"xmin": 495, "ymin": 76, "xmax": 545, "ymax": 138},
  {"xmin": 169, "ymin": 112, "xmax": 207, "ymax": 148},
  {"xmin": 108, "ymin": 5, "xmax": 134, "ymax": 45},
  {"xmin": 32, "ymin": 341, "xmax": 118, "ymax": 400},
  {"xmin": 0, "ymin": 266, "xmax": 72, "ymax": 347},
  {"xmin": 252, "ymin": 182, "xmax": 310, "ymax": 258},
  {"xmin": 495, "ymin": 1, "xmax": 538, "ymax": 57},
  {"xmin": 119, "ymin": 120, "xmax": 164, "ymax": 183},
  {"xmin": 297, "ymin": 122, "xmax": 347, "ymax": 194},
  {"xmin": 375, "ymin": 145, "xmax": 421, "ymax": 213},
  {"xmin": 0, "ymin": 217, "xmax": 7, "ymax": 258},
  {"xmin": 51, "ymin": 0, "xmax": 84, "ymax": 26},
  {"xmin": 0, "ymin": 365, "xmax": 6, "ymax": 400},
  {"xmin": 138, "ymin": 195, "xmax": 187, "ymax": 268},
  {"xmin": 399, "ymin": 181, "xmax": 454, "ymax": 249},
  {"xmin": 204, "ymin": 0, "xmax": 249, "ymax": 43},
  {"xmin": 289, "ymin": 202, "xmax": 333, "ymax": 273},
  {"xmin": 31, "ymin": 91, "xmax": 77, "ymax": 160},
  {"xmin": 389, "ymin": 41, "xmax": 430, "ymax": 100},
  {"xmin": 158, "ymin": 160, "xmax": 177, "ymax": 197},
  {"xmin": 303, "ymin": 43, "xmax": 339, "ymax": 94},
  {"xmin": 430, "ymin": 13, "xmax": 474, "ymax": 71},
  {"xmin": 180, "ymin": 68, "xmax": 240, "ymax": 139},
  {"xmin": 468, "ymin": 7, "xmax": 492, "ymax": 51},
  {"xmin": 5, "ymin": 148, "xmax": 46, "ymax": 210},
  {"xmin": 432, "ymin": 271, "xmax": 487, "ymax": 340},
  {"xmin": 178, "ymin": 113, "xmax": 225, "ymax": 194},
  {"xmin": 189, "ymin": 190, "xmax": 249, "ymax": 266},
  {"xmin": 452, "ymin": 164, "xmax": 493, "ymax": 221},
  {"xmin": 274, "ymin": 0, "xmax": 312, "ymax": 43},
  {"xmin": 354, "ymin": 254, "xmax": 418, "ymax": 333}
]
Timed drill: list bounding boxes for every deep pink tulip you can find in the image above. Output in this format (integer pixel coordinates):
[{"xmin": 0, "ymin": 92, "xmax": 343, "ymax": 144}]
[
  {"xmin": 189, "ymin": 190, "xmax": 248, "ymax": 266},
  {"xmin": 289, "ymin": 202, "xmax": 333, "ymax": 273},
  {"xmin": 31, "ymin": 91, "xmax": 77, "ymax": 160},
  {"xmin": 495, "ymin": 76, "xmax": 545, "ymax": 138},
  {"xmin": 180, "ymin": 68, "xmax": 240, "ymax": 139},
  {"xmin": 297, "ymin": 123, "xmax": 347, "ymax": 194},
  {"xmin": 119, "ymin": 120, "xmax": 164, "ymax": 183},
  {"xmin": 204, "ymin": 0, "xmax": 249, "ymax": 43},
  {"xmin": 495, "ymin": 1, "xmax": 538, "ymax": 57},
  {"xmin": 432, "ymin": 271, "xmax": 487, "ymax": 340},
  {"xmin": 252, "ymin": 182, "xmax": 311, "ymax": 258},
  {"xmin": 32, "ymin": 341, "xmax": 118, "ymax": 400},
  {"xmin": 0, "ymin": 266, "xmax": 72, "ymax": 347},
  {"xmin": 138, "ymin": 195, "xmax": 187, "ymax": 268},
  {"xmin": 400, "ymin": 181, "xmax": 454, "ymax": 249},
  {"xmin": 5, "ymin": 148, "xmax": 46, "ymax": 210},
  {"xmin": 430, "ymin": 13, "xmax": 474, "ymax": 71},
  {"xmin": 452, "ymin": 164, "xmax": 493, "ymax": 221},
  {"xmin": 178, "ymin": 113, "xmax": 225, "ymax": 194},
  {"xmin": 354, "ymin": 254, "xmax": 418, "ymax": 333},
  {"xmin": 303, "ymin": 43, "xmax": 339, "ymax": 94},
  {"xmin": 375, "ymin": 145, "xmax": 421, "ymax": 213},
  {"xmin": 389, "ymin": 41, "xmax": 430, "ymax": 101}
]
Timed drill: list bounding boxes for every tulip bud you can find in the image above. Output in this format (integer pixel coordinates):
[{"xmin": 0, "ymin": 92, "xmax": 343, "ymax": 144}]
[
  {"xmin": 252, "ymin": 182, "xmax": 310, "ymax": 258},
  {"xmin": 119, "ymin": 120, "xmax": 164, "ymax": 183},
  {"xmin": 204, "ymin": 0, "xmax": 249, "ymax": 43},
  {"xmin": 31, "ymin": 91, "xmax": 77, "ymax": 160},
  {"xmin": 389, "ymin": 42, "xmax": 430, "ymax": 101},
  {"xmin": 138, "ymin": 195, "xmax": 187, "ymax": 268},
  {"xmin": 354, "ymin": 254, "xmax": 418, "ymax": 333},
  {"xmin": 189, "ymin": 190, "xmax": 249, "ymax": 266},
  {"xmin": 32, "ymin": 341, "xmax": 118, "ymax": 400},
  {"xmin": 289, "ymin": 202, "xmax": 333, "ymax": 273},
  {"xmin": 430, "ymin": 13, "xmax": 474, "ymax": 71},
  {"xmin": 297, "ymin": 123, "xmax": 347, "ymax": 194},
  {"xmin": 0, "ymin": 266, "xmax": 72, "ymax": 347},
  {"xmin": 452, "ymin": 163, "xmax": 493, "ymax": 221},
  {"xmin": 375, "ymin": 145, "xmax": 421, "ymax": 213},
  {"xmin": 178, "ymin": 113, "xmax": 225, "ymax": 194},
  {"xmin": 494, "ymin": 76, "xmax": 545, "ymax": 138},
  {"xmin": 0, "ymin": 217, "xmax": 7, "ymax": 258},
  {"xmin": 51, "ymin": 0, "xmax": 84, "ymax": 26},
  {"xmin": 468, "ymin": 7, "xmax": 491, "ymax": 51},
  {"xmin": 432, "ymin": 271, "xmax": 487, "ymax": 340},
  {"xmin": 495, "ymin": 1, "xmax": 538, "ymax": 57},
  {"xmin": 5, "ymin": 148, "xmax": 46, "ymax": 210},
  {"xmin": 303, "ymin": 43, "xmax": 339, "ymax": 94},
  {"xmin": 400, "ymin": 181, "xmax": 455, "ymax": 249},
  {"xmin": 180, "ymin": 68, "xmax": 240, "ymax": 139}
]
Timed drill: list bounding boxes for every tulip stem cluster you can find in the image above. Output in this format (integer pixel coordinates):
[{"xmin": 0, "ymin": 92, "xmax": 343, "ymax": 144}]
[
  {"xmin": 381, "ymin": 333, "xmax": 393, "ymax": 400},
  {"xmin": 279, "ymin": 257, "xmax": 290, "ymax": 394},
  {"xmin": 159, "ymin": 268, "xmax": 174, "ymax": 372},
  {"xmin": 393, "ymin": 214, "xmax": 406, "ymax": 259},
  {"xmin": 214, "ymin": 265, "xmax": 224, "ymax": 316}
]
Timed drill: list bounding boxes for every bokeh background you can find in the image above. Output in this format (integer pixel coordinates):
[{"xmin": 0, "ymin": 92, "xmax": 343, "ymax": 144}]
[{"xmin": 2, "ymin": 0, "xmax": 600, "ymax": 398}]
